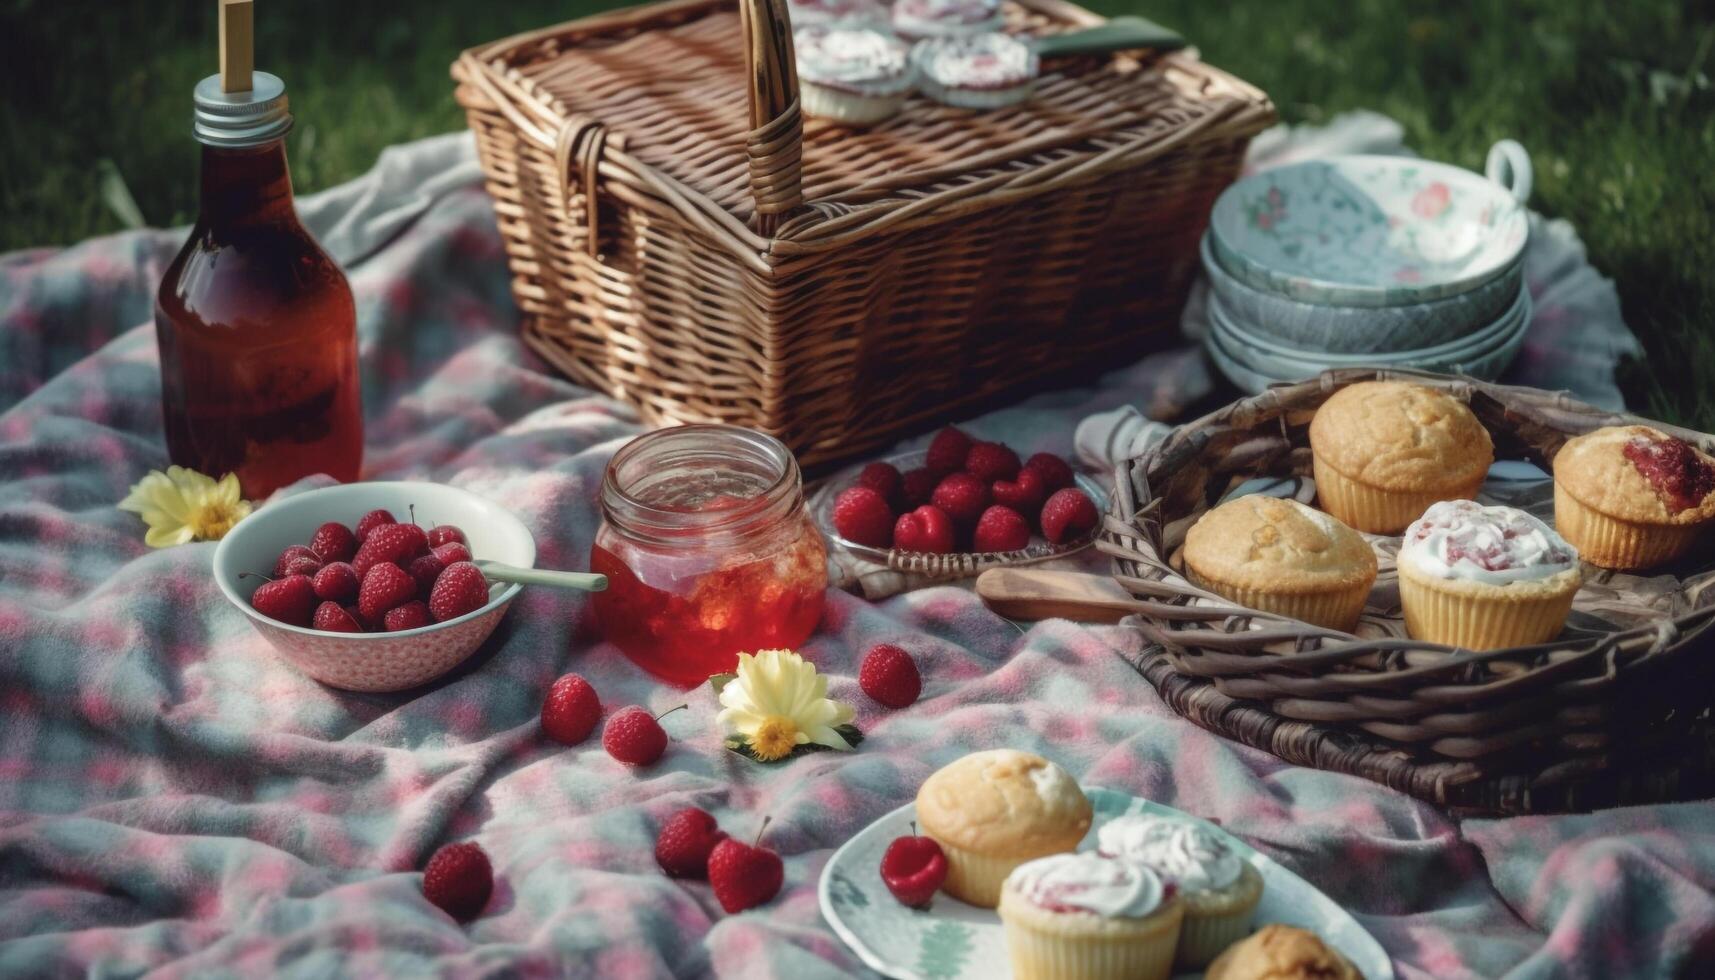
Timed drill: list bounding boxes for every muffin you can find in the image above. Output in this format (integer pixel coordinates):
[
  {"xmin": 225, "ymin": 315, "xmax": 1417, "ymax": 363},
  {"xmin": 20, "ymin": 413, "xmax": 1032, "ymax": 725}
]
[
  {"xmin": 1397, "ymin": 500, "xmax": 1581, "ymax": 650},
  {"xmin": 1552, "ymin": 424, "xmax": 1715, "ymax": 570},
  {"xmin": 1309, "ymin": 381, "xmax": 1493, "ymax": 534},
  {"xmin": 912, "ymin": 32, "xmax": 1039, "ymax": 110},
  {"xmin": 1096, "ymin": 815, "xmax": 1264, "ymax": 969},
  {"xmin": 1205, "ymin": 924, "xmax": 1365, "ymax": 980},
  {"xmin": 785, "ymin": 0, "xmax": 888, "ymax": 28},
  {"xmin": 794, "ymin": 26, "xmax": 916, "ymax": 126},
  {"xmin": 915, "ymin": 749, "xmax": 1092, "ymax": 908},
  {"xmin": 998, "ymin": 853, "xmax": 1184, "ymax": 980},
  {"xmin": 1182, "ymin": 495, "xmax": 1378, "ymax": 632},
  {"xmin": 891, "ymin": 0, "xmax": 1003, "ymax": 40}
]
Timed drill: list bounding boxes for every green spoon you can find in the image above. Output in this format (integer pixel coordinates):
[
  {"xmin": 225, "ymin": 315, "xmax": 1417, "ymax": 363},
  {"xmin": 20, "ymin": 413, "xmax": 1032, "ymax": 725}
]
[{"xmin": 1032, "ymin": 16, "xmax": 1187, "ymax": 59}]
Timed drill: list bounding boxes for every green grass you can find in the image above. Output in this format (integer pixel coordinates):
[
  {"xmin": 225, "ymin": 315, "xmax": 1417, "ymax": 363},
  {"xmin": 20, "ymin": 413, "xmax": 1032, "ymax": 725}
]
[{"xmin": 2, "ymin": 0, "xmax": 1711, "ymax": 427}]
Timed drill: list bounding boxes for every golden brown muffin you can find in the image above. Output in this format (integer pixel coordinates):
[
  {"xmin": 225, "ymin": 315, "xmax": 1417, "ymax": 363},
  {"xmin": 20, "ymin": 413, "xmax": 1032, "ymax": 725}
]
[
  {"xmin": 1204, "ymin": 924, "xmax": 1365, "ymax": 980},
  {"xmin": 915, "ymin": 749, "xmax": 1092, "ymax": 908},
  {"xmin": 1309, "ymin": 381, "xmax": 1493, "ymax": 533},
  {"xmin": 1552, "ymin": 425, "xmax": 1715, "ymax": 569},
  {"xmin": 1182, "ymin": 495, "xmax": 1377, "ymax": 632}
]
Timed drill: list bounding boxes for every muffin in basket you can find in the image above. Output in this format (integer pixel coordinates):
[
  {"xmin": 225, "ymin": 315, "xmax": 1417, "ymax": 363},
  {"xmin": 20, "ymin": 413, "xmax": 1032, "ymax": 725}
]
[
  {"xmin": 998, "ymin": 852, "xmax": 1184, "ymax": 980},
  {"xmin": 1182, "ymin": 495, "xmax": 1377, "ymax": 632},
  {"xmin": 1552, "ymin": 424, "xmax": 1715, "ymax": 570},
  {"xmin": 1309, "ymin": 381, "xmax": 1493, "ymax": 534},
  {"xmin": 794, "ymin": 25, "xmax": 916, "ymax": 126},
  {"xmin": 1096, "ymin": 814, "xmax": 1264, "ymax": 969},
  {"xmin": 1204, "ymin": 924, "xmax": 1365, "ymax": 980},
  {"xmin": 915, "ymin": 749, "xmax": 1092, "ymax": 908},
  {"xmin": 1397, "ymin": 499, "xmax": 1581, "ymax": 650}
]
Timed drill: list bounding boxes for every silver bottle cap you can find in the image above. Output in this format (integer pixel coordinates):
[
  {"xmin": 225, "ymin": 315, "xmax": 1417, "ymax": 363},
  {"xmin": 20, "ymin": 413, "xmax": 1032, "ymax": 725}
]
[{"xmin": 193, "ymin": 71, "xmax": 292, "ymax": 147}]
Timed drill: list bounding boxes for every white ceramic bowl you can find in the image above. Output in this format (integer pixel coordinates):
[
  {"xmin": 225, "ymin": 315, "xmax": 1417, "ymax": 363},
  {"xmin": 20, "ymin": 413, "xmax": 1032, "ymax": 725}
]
[{"xmin": 213, "ymin": 481, "xmax": 537, "ymax": 692}]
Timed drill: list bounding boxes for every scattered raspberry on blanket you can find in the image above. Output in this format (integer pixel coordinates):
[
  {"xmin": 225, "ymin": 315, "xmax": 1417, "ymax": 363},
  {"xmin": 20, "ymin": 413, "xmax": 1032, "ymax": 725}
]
[
  {"xmin": 273, "ymin": 544, "xmax": 322, "ymax": 578},
  {"xmin": 1040, "ymin": 488, "xmax": 1098, "ymax": 545},
  {"xmin": 655, "ymin": 807, "xmax": 727, "ymax": 879},
  {"xmin": 708, "ymin": 819, "xmax": 784, "ymax": 913},
  {"xmin": 428, "ymin": 561, "xmax": 489, "ymax": 622},
  {"xmin": 358, "ymin": 562, "xmax": 417, "ymax": 622},
  {"xmin": 353, "ymin": 522, "xmax": 429, "ymax": 576},
  {"xmin": 859, "ymin": 644, "xmax": 922, "ymax": 708},
  {"xmin": 312, "ymin": 561, "xmax": 359, "ymax": 603},
  {"xmin": 542, "ymin": 673, "xmax": 602, "ymax": 746},
  {"xmin": 422, "ymin": 842, "xmax": 493, "ymax": 922},
  {"xmin": 924, "ymin": 426, "xmax": 973, "ymax": 476},
  {"xmin": 930, "ymin": 472, "xmax": 990, "ymax": 527},
  {"xmin": 313, "ymin": 600, "xmax": 364, "ymax": 633},
  {"xmin": 857, "ymin": 462, "xmax": 905, "ymax": 511},
  {"xmin": 603, "ymin": 705, "xmax": 684, "ymax": 766},
  {"xmin": 309, "ymin": 521, "xmax": 358, "ymax": 564},
  {"xmin": 991, "ymin": 468, "xmax": 1045, "ymax": 514},
  {"xmin": 893, "ymin": 505, "xmax": 955, "ymax": 554},
  {"xmin": 247, "ymin": 573, "xmax": 317, "ymax": 627},
  {"xmin": 1023, "ymin": 452, "xmax": 1075, "ymax": 493},
  {"xmin": 973, "ymin": 504, "xmax": 1031, "ymax": 553},
  {"xmin": 964, "ymin": 441, "xmax": 1021, "ymax": 483},
  {"xmin": 432, "ymin": 541, "xmax": 473, "ymax": 566},
  {"xmin": 384, "ymin": 601, "xmax": 432, "ymax": 632},
  {"xmin": 428, "ymin": 524, "xmax": 467, "ymax": 548},
  {"xmin": 355, "ymin": 508, "xmax": 396, "ymax": 544},
  {"xmin": 407, "ymin": 553, "xmax": 445, "ymax": 593},
  {"xmin": 900, "ymin": 467, "xmax": 938, "ymax": 509},
  {"xmin": 832, "ymin": 486, "xmax": 895, "ymax": 548}
]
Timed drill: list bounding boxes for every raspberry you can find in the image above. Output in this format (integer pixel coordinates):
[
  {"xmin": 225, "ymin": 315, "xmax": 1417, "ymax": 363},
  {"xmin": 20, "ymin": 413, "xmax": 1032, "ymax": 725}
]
[
  {"xmin": 312, "ymin": 600, "xmax": 364, "ymax": 633},
  {"xmin": 541, "ymin": 673, "xmax": 602, "ymax": 746},
  {"xmin": 972, "ymin": 505, "xmax": 1031, "ymax": 553},
  {"xmin": 308, "ymin": 522, "xmax": 358, "ymax": 564},
  {"xmin": 708, "ymin": 823, "xmax": 784, "ymax": 913},
  {"xmin": 353, "ymin": 522, "xmax": 430, "ymax": 577},
  {"xmin": 428, "ymin": 525, "xmax": 467, "ymax": 548},
  {"xmin": 273, "ymin": 545, "xmax": 321, "ymax": 578},
  {"xmin": 383, "ymin": 601, "xmax": 432, "ymax": 632},
  {"xmin": 900, "ymin": 468, "xmax": 938, "ymax": 509},
  {"xmin": 602, "ymin": 705, "xmax": 683, "ymax": 766},
  {"xmin": 429, "ymin": 561, "xmax": 490, "ymax": 622},
  {"xmin": 924, "ymin": 426, "xmax": 973, "ymax": 476},
  {"xmin": 856, "ymin": 462, "xmax": 905, "ymax": 511},
  {"xmin": 407, "ymin": 553, "xmax": 445, "ymax": 593},
  {"xmin": 312, "ymin": 562, "xmax": 359, "ymax": 602},
  {"xmin": 832, "ymin": 486, "xmax": 895, "ymax": 549},
  {"xmin": 655, "ymin": 807, "xmax": 727, "ymax": 879},
  {"xmin": 991, "ymin": 469, "xmax": 1045, "ymax": 514},
  {"xmin": 892, "ymin": 505, "xmax": 955, "ymax": 554},
  {"xmin": 354, "ymin": 509, "xmax": 396, "ymax": 544},
  {"xmin": 433, "ymin": 542, "xmax": 473, "ymax": 566},
  {"xmin": 1023, "ymin": 452, "xmax": 1075, "ymax": 493},
  {"xmin": 859, "ymin": 644, "xmax": 922, "ymax": 708},
  {"xmin": 1040, "ymin": 488, "xmax": 1099, "ymax": 545},
  {"xmin": 964, "ymin": 441, "xmax": 1021, "ymax": 483},
  {"xmin": 247, "ymin": 573, "xmax": 316, "ymax": 627},
  {"xmin": 422, "ymin": 842, "xmax": 493, "ymax": 921},
  {"xmin": 357, "ymin": 562, "xmax": 417, "ymax": 622},
  {"xmin": 930, "ymin": 472, "xmax": 989, "ymax": 527}
]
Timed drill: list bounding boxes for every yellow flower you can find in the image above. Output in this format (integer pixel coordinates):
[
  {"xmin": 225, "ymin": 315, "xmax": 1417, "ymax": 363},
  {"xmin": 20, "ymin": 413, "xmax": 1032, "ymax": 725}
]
[
  {"xmin": 717, "ymin": 649, "xmax": 856, "ymax": 760},
  {"xmin": 118, "ymin": 466, "xmax": 252, "ymax": 548}
]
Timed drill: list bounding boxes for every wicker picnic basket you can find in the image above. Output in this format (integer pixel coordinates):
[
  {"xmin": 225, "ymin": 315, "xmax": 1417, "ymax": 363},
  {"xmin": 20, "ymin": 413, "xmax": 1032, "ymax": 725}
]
[
  {"xmin": 452, "ymin": 0, "xmax": 1272, "ymax": 468},
  {"xmin": 1099, "ymin": 369, "xmax": 1715, "ymax": 816}
]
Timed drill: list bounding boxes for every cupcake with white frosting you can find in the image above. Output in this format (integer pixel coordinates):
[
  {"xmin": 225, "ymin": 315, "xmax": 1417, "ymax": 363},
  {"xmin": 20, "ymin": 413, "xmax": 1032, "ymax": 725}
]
[
  {"xmin": 998, "ymin": 853, "xmax": 1184, "ymax": 980},
  {"xmin": 1097, "ymin": 815, "xmax": 1264, "ymax": 969},
  {"xmin": 786, "ymin": 0, "xmax": 889, "ymax": 29},
  {"xmin": 1397, "ymin": 499, "xmax": 1581, "ymax": 650},
  {"xmin": 892, "ymin": 0, "xmax": 1004, "ymax": 40},
  {"xmin": 795, "ymin": 25, "xmax": 917, "ymax": 126},
  {"xmin": 913, "ymin": 32, "xmax": 1039, "ymax": 109}
]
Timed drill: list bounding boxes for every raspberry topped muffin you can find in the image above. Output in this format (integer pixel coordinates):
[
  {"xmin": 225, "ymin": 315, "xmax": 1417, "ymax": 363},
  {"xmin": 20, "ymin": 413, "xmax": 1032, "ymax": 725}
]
[
  {"xmin": 1097, "ymin": 815, "xmax": 1264, "ymax": 968},
  {"xmin": 1309, "ymin": 381, "xmax": 1493, "ymax": 534},
  {"xmin": 794, "ymin": 26, "xmax": 916, "ymax": 126},
  {"xmin": 1398, "ymin": 500, "xmax": 1581, "ymax": 649},
  {"xmin": 891, "ymin": 0, "xmax": 1003, "ymax": 40},
  {"xmin": 998, "ymin": 853, "xmax": 1184, "ymax": 980},
  {"xmin": 912, "ymin": 32, "xmax": 1039, "ymax": 110},
  {"xmin": 1553, "ymin": 425, "xmax": 1715, "ymax": 569},
  {"xmin": 1182, "ymin": 495, "xmax": 1377, "ymax": 632},
  {"xmin": 785, "ymin": 0, "xmax": 888, "ymax": 28}
]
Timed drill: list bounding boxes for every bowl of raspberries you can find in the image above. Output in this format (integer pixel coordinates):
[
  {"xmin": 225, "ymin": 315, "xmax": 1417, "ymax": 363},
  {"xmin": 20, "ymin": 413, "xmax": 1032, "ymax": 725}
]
[
  {"xmin": 213, "ymin": 481, "xmax": 536, "ymax": 692},
  {"xmin": 813, "ymin": 426, "xmax": 1104, "ymax": 572}
]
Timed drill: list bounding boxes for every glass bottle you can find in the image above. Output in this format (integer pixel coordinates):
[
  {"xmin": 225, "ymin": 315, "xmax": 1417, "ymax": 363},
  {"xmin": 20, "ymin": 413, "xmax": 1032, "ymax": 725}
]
[
  {"xmin": 155, "ymin": 72, "xmax": 362, "ymax": 499},
  {"xmin": 591, "ymin": 425, "xmax": 828, "ymax": 686}
]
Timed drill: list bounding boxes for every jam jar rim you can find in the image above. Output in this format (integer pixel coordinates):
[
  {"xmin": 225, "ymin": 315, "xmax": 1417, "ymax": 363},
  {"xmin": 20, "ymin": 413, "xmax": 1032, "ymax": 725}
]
[{"xmin": 599, "ymin": 424, "xmax": 805, "ymax": 546}]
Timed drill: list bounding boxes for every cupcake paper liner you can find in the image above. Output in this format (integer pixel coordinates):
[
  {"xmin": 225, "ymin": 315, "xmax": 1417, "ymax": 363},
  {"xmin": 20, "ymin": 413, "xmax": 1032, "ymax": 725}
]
[
  {"xmin": 999, "ymin": 894, "xmax": 1183, "ymax": 980},
  {"xmin": 1312, "ymin": 455, "xmax": 1482, "ymax": 535},
  {"xmin": 1397, "ymin": 562, "xmax": 1579, "ymax": 650},
  {"xmin": 1553, "ymin": 482, "xmax": 1707, "ymax": 571},
  {"xmin": 1186, "ymin": 567, "xmax": 1370, "ymax": 633},
  {"xmin": 1174, "ymin": 864, "xmax": 1265, "ymax": 969},
  {"xmin": 928, "ymin": 840, "xmax": 1036, "ymax": 909},
  {"xmin": 800, "ymin": 81, "xmax": 910, "ymax": 126}
]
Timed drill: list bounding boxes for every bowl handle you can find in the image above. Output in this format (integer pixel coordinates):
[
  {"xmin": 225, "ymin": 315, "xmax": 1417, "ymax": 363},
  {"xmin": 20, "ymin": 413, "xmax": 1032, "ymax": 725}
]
[{"xmin": 1485, "ymin": 140, "xmax": 1533, "ymax": 205}]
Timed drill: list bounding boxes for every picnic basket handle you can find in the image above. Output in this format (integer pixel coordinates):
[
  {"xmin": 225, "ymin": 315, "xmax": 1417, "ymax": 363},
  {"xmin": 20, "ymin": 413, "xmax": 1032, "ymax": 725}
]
[{"xmin": 740, "ymin": 0, "xmax": 804, "ymax": 233}]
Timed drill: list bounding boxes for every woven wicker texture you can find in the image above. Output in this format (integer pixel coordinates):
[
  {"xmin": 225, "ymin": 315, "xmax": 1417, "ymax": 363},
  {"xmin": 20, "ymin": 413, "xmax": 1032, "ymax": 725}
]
[
  {"xmin": 452, "ymin": 0, "xmax": 1273, "ymax": 467},
  {"xmin": 1099, "ymin": 368, "xmax": 1715, "ymax": 815}
]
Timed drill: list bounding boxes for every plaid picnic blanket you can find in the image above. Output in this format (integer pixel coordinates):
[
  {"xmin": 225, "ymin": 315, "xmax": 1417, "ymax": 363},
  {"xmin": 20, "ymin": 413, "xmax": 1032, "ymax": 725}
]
[{"xmin": 1, "ymin": 124, "xmax": 1709, "ymax": 979}]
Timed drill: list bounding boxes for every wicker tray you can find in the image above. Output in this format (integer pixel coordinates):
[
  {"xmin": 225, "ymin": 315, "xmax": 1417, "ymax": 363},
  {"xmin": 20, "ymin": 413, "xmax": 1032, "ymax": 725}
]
[
  {"xmin": 1098, "ymin": 369, "xmax": 1715, "ymax": 816},
  {"xmin": 452, "ymin": 0, "xmax": 1272, "ymax": 468}
]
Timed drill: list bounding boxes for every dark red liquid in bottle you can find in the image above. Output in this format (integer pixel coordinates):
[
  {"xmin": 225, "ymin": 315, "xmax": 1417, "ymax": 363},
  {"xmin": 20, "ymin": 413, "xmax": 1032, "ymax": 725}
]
[{"xmin": 155, "ymin": 139, "xmax": 362, "ymax": 499}]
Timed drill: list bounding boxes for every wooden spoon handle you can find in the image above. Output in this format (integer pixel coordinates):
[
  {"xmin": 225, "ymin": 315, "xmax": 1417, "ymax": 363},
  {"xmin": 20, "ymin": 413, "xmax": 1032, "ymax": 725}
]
[
  {"xmin": 975, "ymin": 568, "xmax": 1143, "ymax": 623},
  {"xmin": 476, "ymin": 560, "xmax": 607, "ymax": 592}
]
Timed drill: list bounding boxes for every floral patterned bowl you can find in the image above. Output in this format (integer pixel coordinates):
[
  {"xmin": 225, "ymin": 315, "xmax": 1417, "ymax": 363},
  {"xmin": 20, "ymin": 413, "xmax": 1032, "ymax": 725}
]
[
  {"xmin": 1210, "ymin": 141, "xmax": 1532, "ymax": 307},
  {"xmin": 213, "ymin": 481, "xmax": 537, "ymax": 693}
]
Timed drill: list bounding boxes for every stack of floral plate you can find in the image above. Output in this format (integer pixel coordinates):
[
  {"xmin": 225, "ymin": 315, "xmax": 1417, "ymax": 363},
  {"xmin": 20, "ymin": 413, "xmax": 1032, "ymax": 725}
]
[{"xmin": 1201, "ymin": 141, "xmax": 1534, "ymax": 393}]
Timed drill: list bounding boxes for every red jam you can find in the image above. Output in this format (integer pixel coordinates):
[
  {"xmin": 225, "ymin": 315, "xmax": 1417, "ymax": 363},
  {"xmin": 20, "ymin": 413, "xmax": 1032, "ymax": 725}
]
[
  {"xmin": 590, "ymin": 427, "xmax": 827, "ymax": 687},
  {"xmin": 1623, "ymin": 435, "xmax": 1715, "ymax": 513}
]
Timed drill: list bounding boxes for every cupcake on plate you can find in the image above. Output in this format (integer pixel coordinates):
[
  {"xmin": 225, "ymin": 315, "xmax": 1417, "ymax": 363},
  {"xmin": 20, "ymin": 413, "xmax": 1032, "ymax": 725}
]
[
  {"xmin": 912, "ymin": 32, "xmax": 1039, "ymax": 110},
  {"xmin": 1096, "ymin": 814, "xmax": 1264, "ymax": 969},
  {"xmin": 1397, "ymin": 499, "xmax": 1581, "ymax": 650},
  {"xmin": 1182, "ymin": 495, "xmax": 1377, "ymax": 632},
  {"xmin": 1309, "ymin": 381, "xmax": 1493, "ymax": 534},
  {"xmin": 785, "ymin": 0, "xmax": 889, "ymax": 29},
  {"xmin": 794, "ymin": 26, "xmax": 917, "ymax": 126},
  {"xmin": 1552, "ymin": 424, "xmax": 1715, "ymax": 570},
  {"xmin": 1205, "ymin": 924, "xmax": 1365, "ymax": 980},
  {"xmin": 998, "ymin": 852, "xmax": 1184, "ymax": 980},
  {"xmin": 891, "ymin": 0, "xmax": 1004, "ymax": 40},
  {"xmin": 915, "ymin": 749, "xmax": 1092, "ymax": 908}
]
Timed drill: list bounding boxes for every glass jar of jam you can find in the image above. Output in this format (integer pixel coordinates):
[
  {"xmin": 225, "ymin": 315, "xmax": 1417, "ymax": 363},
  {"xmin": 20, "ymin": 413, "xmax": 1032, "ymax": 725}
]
[{"xmin": 591, "ymin": 426, "xmax": 828, "ymax": 686}]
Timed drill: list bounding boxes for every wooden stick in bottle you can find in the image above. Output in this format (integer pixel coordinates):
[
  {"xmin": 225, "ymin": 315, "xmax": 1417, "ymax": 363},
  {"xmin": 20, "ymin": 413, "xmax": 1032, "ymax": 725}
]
[{"xmin": 220, "ymin": 0, "xmax": 254, "ymax": 94}]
